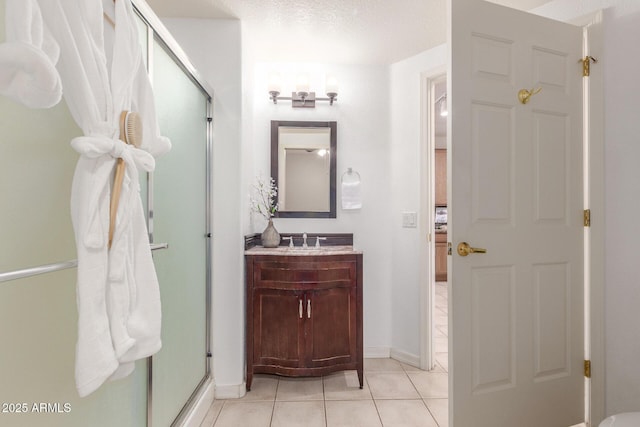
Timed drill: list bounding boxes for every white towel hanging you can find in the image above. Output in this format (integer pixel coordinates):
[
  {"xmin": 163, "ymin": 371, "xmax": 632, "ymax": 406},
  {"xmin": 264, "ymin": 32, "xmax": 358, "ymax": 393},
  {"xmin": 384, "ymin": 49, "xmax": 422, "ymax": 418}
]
[{"xmin": 341, "ymin": 167, "xmax": 362, "ymax": 210}]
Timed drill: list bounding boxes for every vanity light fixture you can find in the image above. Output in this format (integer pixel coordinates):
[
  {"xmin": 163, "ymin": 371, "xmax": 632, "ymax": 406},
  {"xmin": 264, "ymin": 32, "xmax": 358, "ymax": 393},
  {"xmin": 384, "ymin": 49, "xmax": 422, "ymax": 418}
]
[
  {"xmin": 268, "ymin": 72, "xmax": 338, "ymax": 108},
  {"xmin": 436, "ymin": 92, "xmax": 448, "ymax": 117}
]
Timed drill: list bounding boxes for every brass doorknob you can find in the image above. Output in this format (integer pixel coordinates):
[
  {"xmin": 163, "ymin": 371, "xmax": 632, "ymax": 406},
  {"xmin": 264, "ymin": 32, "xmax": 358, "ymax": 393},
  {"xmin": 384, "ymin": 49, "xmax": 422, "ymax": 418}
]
[{"xmin": 457, "ymin": 242, "xmax": 487, "ymax": 257}]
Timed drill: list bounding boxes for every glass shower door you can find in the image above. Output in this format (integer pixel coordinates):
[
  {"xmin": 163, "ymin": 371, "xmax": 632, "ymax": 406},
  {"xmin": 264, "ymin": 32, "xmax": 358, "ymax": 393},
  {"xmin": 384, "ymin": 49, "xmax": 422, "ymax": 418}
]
[{"xmin": 149, "ymin": 36, "xmax": 210, "ymax": 427}]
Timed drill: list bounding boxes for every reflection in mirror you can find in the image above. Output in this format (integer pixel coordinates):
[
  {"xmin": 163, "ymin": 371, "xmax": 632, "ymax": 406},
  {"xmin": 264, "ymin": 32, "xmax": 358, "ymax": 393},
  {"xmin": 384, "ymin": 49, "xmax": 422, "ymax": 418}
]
[{"xmin": 271, "ymin": 121, "xmax": 337, "ymax": 218}]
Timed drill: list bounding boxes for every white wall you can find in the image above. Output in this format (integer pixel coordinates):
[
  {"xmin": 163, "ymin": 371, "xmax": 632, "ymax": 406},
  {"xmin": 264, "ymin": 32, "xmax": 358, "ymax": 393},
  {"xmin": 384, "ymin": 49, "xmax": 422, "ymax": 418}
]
[
  {"xmin": 389, "ymin": 45, "xmax": 446, "ymax": 362},
  {"xmin": 244, "ymin": 60, "xmax": 394, "ymax": 359},
  {"xmin": 165, "ymin": 16, "xmax": 400, "ymax": 394},
  {"xmin": 163, "ymin": 15, "xmax": 449, "ymax": 392},
  {"xmin": 160, "ymin": 18, "xmax": 245, "ymax": 392},
  {"xmin": 533, "ymin": 0, "xmax": 640, "ymax": 417}
]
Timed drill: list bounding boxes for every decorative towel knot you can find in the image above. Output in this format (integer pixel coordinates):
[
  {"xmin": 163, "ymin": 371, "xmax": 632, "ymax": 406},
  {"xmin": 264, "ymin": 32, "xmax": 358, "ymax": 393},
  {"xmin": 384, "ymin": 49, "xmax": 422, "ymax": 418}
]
[
  {"xmin": 71, "ymin": 135, "xmax": 156, "ymax": 173},
  {"xmin": 71, "ymin": 135, "xmax": 155, "ymax": 250},
  {"xmin": 110, "ymin": 138, "xmax": 126, "ymax": 159}
]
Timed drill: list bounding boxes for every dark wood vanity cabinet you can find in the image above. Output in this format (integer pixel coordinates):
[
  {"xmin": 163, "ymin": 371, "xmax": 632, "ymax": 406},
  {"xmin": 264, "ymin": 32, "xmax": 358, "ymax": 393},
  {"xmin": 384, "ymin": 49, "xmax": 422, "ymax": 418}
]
[{"xmin": 246, "ymin": 254, "xmax": 363, "ymax": 391}]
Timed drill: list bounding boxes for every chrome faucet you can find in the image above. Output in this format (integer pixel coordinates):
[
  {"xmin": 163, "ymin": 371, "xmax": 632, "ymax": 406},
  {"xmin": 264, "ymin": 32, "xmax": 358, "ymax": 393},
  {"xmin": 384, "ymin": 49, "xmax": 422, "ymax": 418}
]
[
  {"xmin": 283, "ymin": 236, "xmax": 294, "ymax": 248},
  {"xmin": 315, "ymin": 236, "xmax": 327, "ymax": 248},
  {"xmin": 302, "ymin": 233, "xmax": 308, "ymax": 248}
]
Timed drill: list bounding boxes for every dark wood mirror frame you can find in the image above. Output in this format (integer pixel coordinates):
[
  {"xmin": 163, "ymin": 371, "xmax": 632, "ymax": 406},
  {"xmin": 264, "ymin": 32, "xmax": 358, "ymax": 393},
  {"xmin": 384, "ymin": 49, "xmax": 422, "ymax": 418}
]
[{"xmin": 271, "ymin": 120, "xmax": 337, "ymax": 218}]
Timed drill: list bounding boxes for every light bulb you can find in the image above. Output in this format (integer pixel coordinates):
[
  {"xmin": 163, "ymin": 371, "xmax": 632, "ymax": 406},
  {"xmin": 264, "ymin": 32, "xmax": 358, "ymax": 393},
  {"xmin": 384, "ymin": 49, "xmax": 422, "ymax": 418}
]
[
  {"xmin": 325, "ymin": 75, "xmax": 339, "ymax": 95},
  {"xmin": 267, "ymin": 71, "xmax": 281, "ymax": 93}
]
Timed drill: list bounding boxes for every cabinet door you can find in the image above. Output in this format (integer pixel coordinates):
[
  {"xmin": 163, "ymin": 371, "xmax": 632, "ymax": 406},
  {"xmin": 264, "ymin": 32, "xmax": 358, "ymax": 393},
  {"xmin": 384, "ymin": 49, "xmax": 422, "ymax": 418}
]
[
  {"xmin": 435, "ymin": 242, "xmax": 448, "ymax": 281},
  {"xmin": 305, "ymin": 287, "xmax": 357, "ymax": 367},
  {"xmin": 435, "ymin": 149, "xmax": 447, "ymax": 206},
  {"xmin": 253, "ymin": 289, "xmax": 304, "ymax": 367}
]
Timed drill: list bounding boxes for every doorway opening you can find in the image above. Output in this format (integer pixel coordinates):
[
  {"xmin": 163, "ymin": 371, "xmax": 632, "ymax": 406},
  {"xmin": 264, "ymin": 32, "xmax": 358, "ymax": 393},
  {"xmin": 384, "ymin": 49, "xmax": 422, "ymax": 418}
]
[{"xmin": 420, "ymin": 71, "xmax": 448, "ymax": 378}]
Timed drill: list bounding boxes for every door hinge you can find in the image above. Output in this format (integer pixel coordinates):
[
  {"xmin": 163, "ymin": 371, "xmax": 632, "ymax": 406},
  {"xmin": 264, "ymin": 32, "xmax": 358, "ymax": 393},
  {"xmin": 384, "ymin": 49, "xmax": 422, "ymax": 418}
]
[
  {"xmin": 584, "ymin": 359, "xmax": 591, "ymax": 378},
  {"xmin": 584, "ymin": 209, "xmax": 591, "ymax": 227},
  {"xmin": 447, "ymin": 242, "xmax": 452, "ymax": 256},
  {"xmin": 581, "ymin": 56, "xmax": 598, "ymax": 77}
]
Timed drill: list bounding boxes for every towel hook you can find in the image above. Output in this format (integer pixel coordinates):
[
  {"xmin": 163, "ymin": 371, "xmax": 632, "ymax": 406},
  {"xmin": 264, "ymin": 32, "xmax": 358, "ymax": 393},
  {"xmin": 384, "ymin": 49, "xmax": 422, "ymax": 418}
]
[
  {"xmin": 518, "ymin": 87, "xmax": 542, "ymax": 105},
  {"xmin": 518, "ymin": 87, "xmax": 542, "ymax": 104},
  {"xmin": 342, "ymin": 167, "xmax": 360, "ymax": 182}
]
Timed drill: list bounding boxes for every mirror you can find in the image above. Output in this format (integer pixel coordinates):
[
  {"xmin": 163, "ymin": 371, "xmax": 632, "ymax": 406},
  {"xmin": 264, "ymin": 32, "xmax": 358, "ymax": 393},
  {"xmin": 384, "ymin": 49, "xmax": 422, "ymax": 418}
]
[{"xmin": 271, "ymin": 121, "xmax": 337, "ymax": 218}]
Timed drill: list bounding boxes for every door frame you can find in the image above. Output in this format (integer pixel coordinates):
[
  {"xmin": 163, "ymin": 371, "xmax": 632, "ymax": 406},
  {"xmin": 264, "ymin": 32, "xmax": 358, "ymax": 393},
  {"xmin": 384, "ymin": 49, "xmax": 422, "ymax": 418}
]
[
  {"xmin": 577, "ymin": 10, "xmax": 605, "ymax": 426},
  {"xmin": 417, "ymin": 11, "xmax": 605, "ymax": 425},
  {"xmin": 419, "ymin": 66, "xmax": 446, "ymax": 371}
]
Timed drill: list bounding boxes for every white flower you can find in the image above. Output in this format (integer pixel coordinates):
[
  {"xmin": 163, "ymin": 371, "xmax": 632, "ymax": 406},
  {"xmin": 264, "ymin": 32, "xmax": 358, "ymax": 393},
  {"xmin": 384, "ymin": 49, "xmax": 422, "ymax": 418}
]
[{"xmin": 250, "ymin": 176, "xmax": 278, "ymax": 220}]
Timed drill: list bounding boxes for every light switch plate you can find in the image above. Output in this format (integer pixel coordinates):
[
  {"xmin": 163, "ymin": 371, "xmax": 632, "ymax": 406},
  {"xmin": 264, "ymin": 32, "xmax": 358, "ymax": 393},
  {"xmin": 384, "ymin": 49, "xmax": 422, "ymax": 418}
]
[{"xmin": 402, "ymin": 211, "xmax": 417, "ymax": 228}]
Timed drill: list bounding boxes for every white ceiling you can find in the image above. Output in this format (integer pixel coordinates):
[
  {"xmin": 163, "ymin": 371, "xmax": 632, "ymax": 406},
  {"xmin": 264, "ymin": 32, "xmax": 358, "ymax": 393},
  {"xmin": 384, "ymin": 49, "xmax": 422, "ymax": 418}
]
[{"xmin": 144, "ymin": 0, "xmax": 553, "ymax": 64}]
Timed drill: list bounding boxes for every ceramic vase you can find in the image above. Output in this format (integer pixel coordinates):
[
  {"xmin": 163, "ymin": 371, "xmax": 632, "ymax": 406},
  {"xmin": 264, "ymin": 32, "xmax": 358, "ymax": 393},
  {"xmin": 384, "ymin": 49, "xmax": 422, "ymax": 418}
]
[{"xmin": 261, "ymin": 218, "xmax": 281, "ymax": 248}]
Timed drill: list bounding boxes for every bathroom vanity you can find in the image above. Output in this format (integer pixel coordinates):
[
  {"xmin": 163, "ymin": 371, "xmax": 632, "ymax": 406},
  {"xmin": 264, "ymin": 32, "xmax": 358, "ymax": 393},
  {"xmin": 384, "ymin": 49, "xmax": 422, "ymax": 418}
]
[{"xmin": 244, "ymin": 239, "xmax": 363, "ymax": 391}]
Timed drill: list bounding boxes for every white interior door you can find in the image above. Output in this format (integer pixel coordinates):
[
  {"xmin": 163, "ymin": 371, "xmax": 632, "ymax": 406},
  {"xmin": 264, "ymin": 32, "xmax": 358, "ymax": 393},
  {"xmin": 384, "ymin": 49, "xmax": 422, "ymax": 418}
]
[{"xmin": 449, "ymin": 1, "xmax": 584, "ymax": 426}]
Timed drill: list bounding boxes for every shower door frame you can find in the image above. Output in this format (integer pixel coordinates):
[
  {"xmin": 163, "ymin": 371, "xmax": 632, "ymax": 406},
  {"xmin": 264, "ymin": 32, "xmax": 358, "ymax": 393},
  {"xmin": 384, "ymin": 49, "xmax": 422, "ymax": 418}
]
[{"xmin": 132, "ymin": 2, "xmax": 214, "ymax": 426}]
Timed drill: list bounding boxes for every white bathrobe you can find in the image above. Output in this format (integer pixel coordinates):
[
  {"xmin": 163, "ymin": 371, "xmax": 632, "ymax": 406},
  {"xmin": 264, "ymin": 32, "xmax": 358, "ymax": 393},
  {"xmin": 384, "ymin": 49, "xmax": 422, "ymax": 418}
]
[
  {"xmin": 0, "ymin": 0, "xmax": 61, "ymax": 108},
  {"xmin": 35, "ymin": 0, "xmax": 171, "ymax": 397}
]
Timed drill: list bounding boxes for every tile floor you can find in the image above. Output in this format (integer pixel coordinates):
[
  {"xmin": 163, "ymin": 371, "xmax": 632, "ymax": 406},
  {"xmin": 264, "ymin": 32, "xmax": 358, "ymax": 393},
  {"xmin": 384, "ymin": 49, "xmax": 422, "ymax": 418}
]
[{"xmin": 201, "ymin": 283, "xmax": 449, "ymax": 427}]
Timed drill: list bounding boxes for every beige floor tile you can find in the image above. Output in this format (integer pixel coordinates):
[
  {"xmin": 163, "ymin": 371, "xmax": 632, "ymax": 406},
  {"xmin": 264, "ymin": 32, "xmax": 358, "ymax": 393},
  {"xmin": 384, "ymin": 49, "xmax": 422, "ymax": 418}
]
[
  {"xmin": 434, "ymin": 313, "xmax": 448, "ymax": 327},
  {"xmin": 400, "ymin": 362, "xmax": 424, "ymax": 372},
  {"xmin": 364, "ymin": 357, "xmax": 405, "ymax": 372},
  {"xmin": 407, "ymin": 372, "xmax": 448, "ymax": 399},
  {"xmin": 277, "ymin": 377, "xmax": 324, "ymax": 401},
  {"xmin": 271, "ymin": 401, "xmax": 326, "ymax": 427},
  {"xmin": 200, "ymin": 400, "xmax": 224, "ymax": 426},
  {"xmin": 213, "ymin": 401, "xmax": 273, "ymax": 427},
  {"xmin": 323, "ymin": 371, "xmax": 372, "ymax": 401},
  {"xmin": 325, "ymin": 400, "xmax": 382, "ymax": 427},
  {"xmin": 213, "ymin": 357, "xmax": 450, "ymax": 426},
  {"xmin": 435, "ymin": 325, "xmax": 448, "ymax": 338},
  {"xmin": 424, "ymin": 398, "xmax": 449, "ymax": 427},
  {"xmin": 430, "ymin": 361, "xmax": 446, "ymax": 373},
  {"xmin": 240, "ymin": 375, "xmax": 278, "ymax": 401},
  {"xmin": 435, "ymin": 353, "xmax": 448, "ymax": 372},
  {"xmin": 366, "ymin": 372, "xmax": 420, "ymax": 400},
  {"xmin": 435, "ymin": 336, "xmax": 448, "ymax": 353},
  {"xmin": 435, "ymin": 295, "xmax": 448, "ymax": 303},
  {"xmin": 375, "ymin": 399, "xmax": 439, "ymax": 427}
]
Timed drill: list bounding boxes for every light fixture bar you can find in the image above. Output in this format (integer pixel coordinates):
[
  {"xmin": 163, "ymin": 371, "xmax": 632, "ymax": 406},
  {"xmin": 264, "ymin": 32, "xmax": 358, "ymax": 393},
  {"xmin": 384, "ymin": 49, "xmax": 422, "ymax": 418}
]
[{"xmin": 269, "ymin": 91, "xmax": 337, "ymax": 108}]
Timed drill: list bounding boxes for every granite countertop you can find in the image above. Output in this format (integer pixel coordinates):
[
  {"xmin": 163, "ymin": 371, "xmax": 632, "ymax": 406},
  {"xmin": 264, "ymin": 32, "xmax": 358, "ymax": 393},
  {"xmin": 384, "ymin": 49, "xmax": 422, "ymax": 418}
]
[{"xmin": 245, "ymin": 245, "xmax": 362, "ymax": 256}]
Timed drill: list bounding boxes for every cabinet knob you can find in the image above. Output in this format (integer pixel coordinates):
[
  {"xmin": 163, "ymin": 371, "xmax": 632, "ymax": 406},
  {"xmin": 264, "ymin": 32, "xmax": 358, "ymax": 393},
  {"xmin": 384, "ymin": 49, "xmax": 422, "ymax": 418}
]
[
  {"xmin": 307, "ymin": 299, "xmax": 311, "ymax": 318},
  {"xmin": 299, "ymin": 299, "xmax": 303, "ymax": 318}
]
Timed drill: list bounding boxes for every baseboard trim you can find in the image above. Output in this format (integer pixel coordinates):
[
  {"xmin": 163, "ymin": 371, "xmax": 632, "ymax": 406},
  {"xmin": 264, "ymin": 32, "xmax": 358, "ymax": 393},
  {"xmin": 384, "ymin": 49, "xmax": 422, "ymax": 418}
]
[
  {"xmin": 214, "ymin": 382, "xmax": 247, "ymax": 399},
  {"xmin": 179, "ymin": 378, "xmax": 215, "ymax": 427},
  {"xmin": 390, "ymin": 348, "xmax": 421, "ymax": 368},
  {"xmin": 365, "ymin": 346, "xmax": 391, "ymax": 358}
]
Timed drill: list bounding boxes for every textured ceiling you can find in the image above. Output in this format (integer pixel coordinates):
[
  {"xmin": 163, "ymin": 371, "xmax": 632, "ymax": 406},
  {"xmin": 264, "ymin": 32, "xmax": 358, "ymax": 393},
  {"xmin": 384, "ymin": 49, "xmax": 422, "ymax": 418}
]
[{"xmin": 144, "ymin": 0, "xmax": 553, "ymax": 64}]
